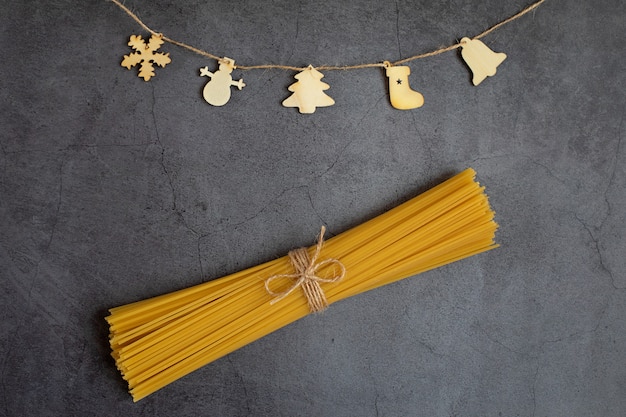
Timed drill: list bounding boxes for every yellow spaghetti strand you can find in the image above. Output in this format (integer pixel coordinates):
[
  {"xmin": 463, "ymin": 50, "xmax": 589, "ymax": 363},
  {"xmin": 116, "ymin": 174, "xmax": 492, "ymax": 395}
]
[{"xmin": 106, "ymin": 168, "xmax": 499, "ymax": 401}]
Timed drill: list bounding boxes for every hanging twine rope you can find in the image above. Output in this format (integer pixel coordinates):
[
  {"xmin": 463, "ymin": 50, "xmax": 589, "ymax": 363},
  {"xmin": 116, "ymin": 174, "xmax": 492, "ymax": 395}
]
[
  {"xmin": 109, "ymin": 0, "xmax": 546, "ymax": 70},
  {"xmin": 264, "ymin": 226, "xmax": 346, "ymax": 313}
]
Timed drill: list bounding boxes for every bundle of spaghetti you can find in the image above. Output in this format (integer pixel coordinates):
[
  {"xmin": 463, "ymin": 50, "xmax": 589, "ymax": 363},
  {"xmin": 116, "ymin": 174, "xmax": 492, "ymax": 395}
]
[{"xmin": 106, "ymin": 168, "xmax": 498, "ymax": 401}]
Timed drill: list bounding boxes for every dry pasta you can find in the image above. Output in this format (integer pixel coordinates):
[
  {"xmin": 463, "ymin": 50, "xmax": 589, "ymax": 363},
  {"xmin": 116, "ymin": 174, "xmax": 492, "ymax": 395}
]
[{"xmin": 106, "ymin": 168, "xmax": 499, "ymax": 401}]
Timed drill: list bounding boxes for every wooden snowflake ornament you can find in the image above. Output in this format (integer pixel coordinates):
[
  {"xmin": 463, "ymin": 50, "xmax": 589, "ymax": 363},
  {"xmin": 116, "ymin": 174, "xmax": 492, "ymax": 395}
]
[
  {"xmin": 282, "ymin": 66, "xmax": 335, "ymax": 114},
  {"xmin": 121, "ymin": 34, "xmax": 171, "ymax": 81}
]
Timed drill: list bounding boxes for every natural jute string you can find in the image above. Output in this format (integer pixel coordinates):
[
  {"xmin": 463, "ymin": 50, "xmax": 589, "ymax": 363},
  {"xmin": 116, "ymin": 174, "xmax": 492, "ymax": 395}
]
[
  {"xmin": 264, "ymin": 226, "xmax": 346, "ymax": 313},
  {"xmin": 109, "ymin": 0, "xmax": 546, "ymax": 71}
]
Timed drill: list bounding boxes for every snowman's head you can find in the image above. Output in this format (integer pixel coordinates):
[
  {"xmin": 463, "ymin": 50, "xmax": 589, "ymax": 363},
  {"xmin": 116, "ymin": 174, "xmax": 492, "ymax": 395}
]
[{"xmin": 219, "ymin": 57, "xmax": 236, "ymax": 73}]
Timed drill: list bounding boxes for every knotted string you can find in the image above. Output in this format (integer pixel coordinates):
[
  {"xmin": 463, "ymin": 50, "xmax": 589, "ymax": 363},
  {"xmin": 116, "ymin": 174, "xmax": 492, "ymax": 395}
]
[{"xmin": 264, "ymin": 226, "xmax": 346, "ymax": 313}]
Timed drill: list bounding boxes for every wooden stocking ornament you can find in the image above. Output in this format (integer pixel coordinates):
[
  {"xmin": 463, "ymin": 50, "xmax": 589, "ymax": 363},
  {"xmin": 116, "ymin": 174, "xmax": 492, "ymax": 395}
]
[{"xmin": 384, "ymin": 63, "xmax": 424, "ymax": 110}]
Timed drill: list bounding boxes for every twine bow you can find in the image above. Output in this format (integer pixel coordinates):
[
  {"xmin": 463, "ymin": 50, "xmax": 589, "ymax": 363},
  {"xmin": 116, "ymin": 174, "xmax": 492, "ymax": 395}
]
[{"xmin": 264, "ymin": 226, "xmax": 346, "ymax": 313}]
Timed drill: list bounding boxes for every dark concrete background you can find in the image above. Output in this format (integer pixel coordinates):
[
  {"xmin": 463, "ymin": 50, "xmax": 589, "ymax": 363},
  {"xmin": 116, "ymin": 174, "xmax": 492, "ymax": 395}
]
[{"xmin": 1, "ymin": 0, "xmax": 625, "ymax": 415}]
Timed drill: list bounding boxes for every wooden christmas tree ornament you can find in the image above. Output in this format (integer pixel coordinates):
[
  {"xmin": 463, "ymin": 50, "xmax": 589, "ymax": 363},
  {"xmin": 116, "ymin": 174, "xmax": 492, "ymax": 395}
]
[
  {"xmin": 282, "ymin": 65, "xmax": 335, "ymax": 114},
  {"xmin": 459, "ymin": 37, "xmax": 507, "ymax": 86},
  {"xmin": 121, "ymin": 34, "xmax": 171, "ymax": 81},
  {"xmin": 200, "ymin": 57, "xmax": 246, "ymax": 106},
  {"xmin": 384, "ymin": 62, "xmax": 425, "ymax": 110}
]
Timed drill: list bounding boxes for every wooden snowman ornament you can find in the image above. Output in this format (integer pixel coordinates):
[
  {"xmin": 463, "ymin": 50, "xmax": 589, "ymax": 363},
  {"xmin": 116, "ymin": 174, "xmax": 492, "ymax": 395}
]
[{"xmin": 200, "ymin": 57, "xmax": 245, "ymax": 106}]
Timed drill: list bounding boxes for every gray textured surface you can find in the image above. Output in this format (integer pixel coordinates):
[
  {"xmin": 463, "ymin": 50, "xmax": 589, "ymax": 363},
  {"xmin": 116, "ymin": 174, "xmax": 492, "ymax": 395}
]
[{"xmin": 1, "ymin": 0, "xmax": 625, "ymax": 416}]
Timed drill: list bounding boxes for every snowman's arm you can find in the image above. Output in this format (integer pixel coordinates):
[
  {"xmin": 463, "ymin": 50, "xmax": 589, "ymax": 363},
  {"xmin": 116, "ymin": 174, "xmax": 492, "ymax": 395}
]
[
  {"xmin": 200, "ymin": 67, "xmax": 214, "ymax": 78},
  {"xmin": 231, "ymin": 78, "xmax": 246, "ymax": 90}
]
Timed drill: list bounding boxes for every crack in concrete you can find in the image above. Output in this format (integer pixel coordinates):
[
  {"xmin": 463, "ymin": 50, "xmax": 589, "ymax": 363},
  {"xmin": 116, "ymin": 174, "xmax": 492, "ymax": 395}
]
[
  {"xmin": 1, "ymin": 332, "xmax": 14, "ymax": 417},
  {"xmin": 473, "ymin": 322, "xmax": 538, "ymax": 359},
  {"xmin": 573, "ymin": 212, "xmax": 620, "ymax": 290},
  {"xmin": 530, "ymin": 364, "xmax": 540, "ymax": 417},
  {"xmin": 194, "ymin": 184, "xmax": 305, "ymax": 276},
  {"xmin": 4, "ymin": 143, "xmax": 157, "ymax": 155},
  {"xmin": 526, "ymin": 157, "xmax": 569, "ymax": 187},
  {"xmin": 541, "ymin": 302, "xmax": 607, "ymax": 348},
  {"xmin": 0, "ymin": 138, "xmax": 7, "ymax": 177},
  {"xmin": 282, "ymin": 0, "xmax": 301, "ymax": 67},
  {"xmin": 374, "ymin": 392, "xmax": 381, "ymax": 417},
  {"xmin": 593, "ymin": 113, "xmax": 625, "ymax": 289},
  {"xmin": 149, "ymin": 87, "xmax": 204, "ymax": 276},
  {"xmin": 315, "ymin": 95, "xmax": 386, "ymax": 181},
  {"xmin": 528, "ymin": 299, "xmax": 610, "ymax": 416},
  {"xmin": 227, "ymin": 356, "xmax": 252, "ymax": 415},
  {"xmin": 150, "ymin": 86, "xmax": 177, "ymax": 213},
  {"xmin": 411, "ymin": 111, "xmax": 434, "ymax": 178},
  {"xmin": 28, "ymin": 154, "xmax": 66, "ymax": 302},
  {"xmin": 196, "ymin": 234, "xmax": 206, "ymax": 277},
  {"xmin": 305, "ymin": 187, "xmax": 327, "ymax": 226}
]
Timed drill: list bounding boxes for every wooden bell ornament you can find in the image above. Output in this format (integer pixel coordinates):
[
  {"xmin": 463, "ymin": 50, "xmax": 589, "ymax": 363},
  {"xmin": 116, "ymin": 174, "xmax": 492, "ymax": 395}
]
[{"xmin": 459, "ymin": 37, "xmax": 507, "ymax": 86}]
